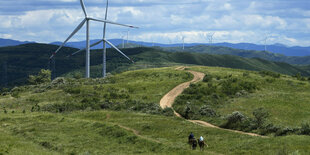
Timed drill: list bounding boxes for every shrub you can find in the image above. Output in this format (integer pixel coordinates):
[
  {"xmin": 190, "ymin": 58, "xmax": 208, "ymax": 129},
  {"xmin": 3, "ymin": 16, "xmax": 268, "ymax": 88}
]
[
  {"xmin": 275, "ymin": 127, "xmax": 297, "ymax": 136},
  {"xmin": 203, "ymin": 74, "xmax": 213, "ymax": 82},
  {"xmin": 259, "ymin": 71, "xmax": 280, "ymax": 78},
  {"xmin": 243, "ymin": 72, "xmax": 250, "ymax": 77},
  {"xmin": 31, "ymin": 104, "xmax": 41, "ymax": 112},
  {"xmin": 28, "ymin": 69, "xmax": 51, "ymax": 85},
  {"xmin": 258, "ymin": 122, "xmax": 281, "ymax": 135},
  {"xmin": 222, "ymin": 111, "xmax": 248, "ymax": 130},
  {"xmin": 199, "ymin": 105, "xmax": 216, "ymax": 117},
  {"xmin": 253, "ymin": 108, "xmax": 270, "ymax": 128},
  {"xmin": 162, "ymin": 107, "xmax": 174, "ymax": 116},
  {"xmin": 300, "ymin": 123, "xmax": 310, "ymax": 135},
  {"xmin": 294, "ymin": 73, "xmax": 302, "ymax": 80}
]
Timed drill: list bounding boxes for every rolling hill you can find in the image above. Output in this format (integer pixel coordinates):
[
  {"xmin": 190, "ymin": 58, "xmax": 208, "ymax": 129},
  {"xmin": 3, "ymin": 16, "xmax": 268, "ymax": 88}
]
[
  {"xmin": 1, "ymin": 43, "xmax": 309, "ymax": 88},
  {"xmin": 162, "ymin": 45, "xmax": 310, "ymax": 65},
  {"xmin": 1, "ymin": 67, "xmax": 310, "ymax": 154}
]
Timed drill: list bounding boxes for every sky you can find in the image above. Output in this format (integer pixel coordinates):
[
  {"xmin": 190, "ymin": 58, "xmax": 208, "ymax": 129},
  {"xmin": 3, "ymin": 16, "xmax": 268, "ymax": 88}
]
[{"xmin": 0, "ymin": 0, "xmax": 310, "ymax": 46}]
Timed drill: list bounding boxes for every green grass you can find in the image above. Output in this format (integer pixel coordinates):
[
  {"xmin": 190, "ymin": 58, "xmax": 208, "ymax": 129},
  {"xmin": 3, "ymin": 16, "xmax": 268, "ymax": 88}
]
[
  {"xmin": 0, "ymin": 67, "xmax": 192, "ymax": 112},
  {"xmin": 173, "ymin": 66, "xmax": 310, "ymax": 130},
  {"xmin": 1, "ymin": 111, "xmax": 310, "ymax": 154},
  {"xmin": 1, "ymin": 66, "xmax": 310, "ymax": 154}
]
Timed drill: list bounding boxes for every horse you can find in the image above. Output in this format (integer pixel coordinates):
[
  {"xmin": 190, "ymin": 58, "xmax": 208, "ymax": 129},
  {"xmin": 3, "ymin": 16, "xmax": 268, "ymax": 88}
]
[
  {"xmin": 198, "ymin": 139, "xmax": 208, "ymax": 151},
  {"xmin": 188, "ymin": 138, "xmax": 197, "ymax": 150}
]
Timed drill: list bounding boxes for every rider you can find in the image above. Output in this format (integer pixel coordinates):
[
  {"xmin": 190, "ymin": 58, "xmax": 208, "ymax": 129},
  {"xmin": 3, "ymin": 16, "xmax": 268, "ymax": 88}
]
[
  {"xmin": 199, "ymin": 136, "xmax": 204, "ymax": 142},
  {"xmin": 189, "ymin": 132, "xmax": 194, "ymax": 140}
]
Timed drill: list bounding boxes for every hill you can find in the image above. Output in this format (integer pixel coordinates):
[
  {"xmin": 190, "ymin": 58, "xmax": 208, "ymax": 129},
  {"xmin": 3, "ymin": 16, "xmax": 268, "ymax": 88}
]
[
  {"xmin": 0, "ymin": 38, "xmax": 34, "ymax": 47},
  {"xmin": 162, "ymin": 45, "xmax": 310, "ymax": 65},
  {"xmin": 50, "ymin": 38, "xmax": 310, "ymax": 56},
  {"xmin": 1, "ymin": 67, "xmax": 310, "ymax": 154},
  {"xmin": 1, "ymin": 43, "xmax": 309, "ymax": 88}
]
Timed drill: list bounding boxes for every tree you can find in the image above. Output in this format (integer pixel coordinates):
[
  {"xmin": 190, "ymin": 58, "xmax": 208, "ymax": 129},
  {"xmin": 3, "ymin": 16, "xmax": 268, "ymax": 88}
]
[{"xmin": 28, "ymin": 69, "xmax": 51, "ymax": 85}]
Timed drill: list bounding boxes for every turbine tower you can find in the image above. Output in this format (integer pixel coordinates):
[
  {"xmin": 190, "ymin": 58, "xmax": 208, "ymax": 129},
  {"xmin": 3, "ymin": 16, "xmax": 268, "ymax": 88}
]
[
  {"xmin": 182, "ymin": 36, "xmax": 185, "ymax": 50},
  {"xmin": 50, "ymin": 0, "xmax": 138, "ymax": 78},
  {"xmin": 264, "ymin": 36, "xmax": 269, "ymax": 52},
  {"xmin": 207, "ymin": 32, "xmax": 215, "ymax": 44}
]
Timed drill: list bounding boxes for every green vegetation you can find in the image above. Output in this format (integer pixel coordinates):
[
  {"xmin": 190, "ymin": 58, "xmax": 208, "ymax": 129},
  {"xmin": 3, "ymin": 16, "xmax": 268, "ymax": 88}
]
[
  {"xmin": 28, "ymin": 69, "xmax": 51, "ymax": 85},
  {"xmin": 1, "ymin": 43, "xmax": 309, "ymax": 88},
  {"xmin": 173, "ymin": 66, "xmax": 310, "ymax": 136},
  {"xmin": 1, "ymin": 66, "xmax": 310, "ymax": 154}
]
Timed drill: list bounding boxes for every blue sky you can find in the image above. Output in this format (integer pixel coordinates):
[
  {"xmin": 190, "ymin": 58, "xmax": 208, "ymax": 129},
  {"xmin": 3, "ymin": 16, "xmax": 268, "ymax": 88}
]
[{"xmin": 0, "ymin": 0, "xmax": 310, "ymax": 46}]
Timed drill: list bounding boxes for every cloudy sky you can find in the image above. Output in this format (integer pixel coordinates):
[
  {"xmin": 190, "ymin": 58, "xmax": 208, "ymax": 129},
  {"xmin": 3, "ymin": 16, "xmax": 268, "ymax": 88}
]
[{"xmin": 0, "ymin": 0, "xmax": 310, "ymax": 46}]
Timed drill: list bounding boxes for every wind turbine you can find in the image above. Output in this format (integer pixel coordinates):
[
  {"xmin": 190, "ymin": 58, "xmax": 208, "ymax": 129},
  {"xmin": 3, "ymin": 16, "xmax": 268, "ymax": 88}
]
[
  {"xmin": 181, "ymin": 35, "xmax": 185, "ymax": 50},
  {"xmin": 207, "ymin": 32, "xmax": 215, "ymax": 44},
  {"xmin": 119, "ymin": 32, "xmax": 126, "ymax": 49},
  {"xmin": 263, "ymin": 36, "xmax": 269, "ymax": 52},
  {"xmin": 51, "ymin": 0, "xmax": 138, "ymax": 78},
  {"xmin": 126, "ymin": 29, "xmax": 130, "ymax": 47}
]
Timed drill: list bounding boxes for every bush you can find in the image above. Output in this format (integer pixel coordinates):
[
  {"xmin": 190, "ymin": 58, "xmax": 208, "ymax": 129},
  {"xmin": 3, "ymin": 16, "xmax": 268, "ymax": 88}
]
[
  {"xmin": 28, "ymin": 69, "xmax": 51, "ymax": 85},
  {"xmin": 253, "ymin": 108, "xmax": 270, "ymax": 128},
  {"xmin": 222, "ymin": 111, "xmax": 249, "ymax": 130},
  {"xmin": 31, "ymin": 104, "xmax": 41, "ymax": 112},
  {"xmin": 243, "ymin": 72, "xmax": 250, "ymax": 77},
  {"xmin": 258, "ymin": 122, "xmax": 281, "ymax": 135},
  {"xmin": 203, "ymin": 74, "xmax": 213, "ymax": 82},
  {"xmin": 300, "ymin": 123, "xmax": 310, "ymax": 135},
  {"xmin": 259, "ymin": 71, "xmax": 280, "ymax": 78},
  {"xmin": 199, "ymin": 105, "xmax": 216, "ymax": 117}
]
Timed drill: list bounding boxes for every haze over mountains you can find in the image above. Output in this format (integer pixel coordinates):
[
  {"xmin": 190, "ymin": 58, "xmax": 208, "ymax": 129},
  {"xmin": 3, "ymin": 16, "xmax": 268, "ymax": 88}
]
[{"xmin": 1, "ymin": 38, "xmax": 310, "ymax": 57}]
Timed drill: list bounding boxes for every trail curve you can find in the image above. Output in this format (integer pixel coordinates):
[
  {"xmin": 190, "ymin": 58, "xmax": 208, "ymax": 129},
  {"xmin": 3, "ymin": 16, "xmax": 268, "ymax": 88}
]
[{"xmin": 160, "ymin": 66, "xmax": 267, "ymax": 138}]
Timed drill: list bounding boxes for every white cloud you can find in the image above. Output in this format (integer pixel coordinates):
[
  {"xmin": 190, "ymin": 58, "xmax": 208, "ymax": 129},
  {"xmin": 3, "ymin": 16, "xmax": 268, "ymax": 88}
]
[{"xmin": 0, "ymin": 0, "xmax": 309, "ymax": 46}]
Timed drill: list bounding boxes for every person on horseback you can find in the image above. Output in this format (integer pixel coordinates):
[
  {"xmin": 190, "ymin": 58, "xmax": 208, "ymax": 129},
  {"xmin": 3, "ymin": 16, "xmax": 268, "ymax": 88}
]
[
  {"xmin": 188, "ymin": 132, "xmax": 194, "ymax": 140},
  {"xmin": 199, "ymin": 136, "xmax": 204, "ymax": 142},
  {"xmin": 198, "ymin": 135, "xmax": 208, "ymax": 151}
]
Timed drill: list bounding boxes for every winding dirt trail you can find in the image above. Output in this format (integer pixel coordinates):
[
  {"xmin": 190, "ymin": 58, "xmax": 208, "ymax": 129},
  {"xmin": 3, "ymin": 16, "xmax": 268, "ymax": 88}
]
[{"xmin": 160, "ymin": 66, "xmax": 267, "ymax": 138}]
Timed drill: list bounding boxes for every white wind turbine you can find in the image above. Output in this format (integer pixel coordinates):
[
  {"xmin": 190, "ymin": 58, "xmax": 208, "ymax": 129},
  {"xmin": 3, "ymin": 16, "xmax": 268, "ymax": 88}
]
[
  {"xmin": 51, "ymin": 0, "xmax": 138, "ymax": 78},
  {"xmin": 180, "ymin": 35, "xmax": 185, "ymax": 50},
  {"xmin": 119, "ymin": 31, "xmax": 126, "ymax": 49},
  {"xmin": 207, "ymin": 32, "xmax": 215, "ymax": 44}
]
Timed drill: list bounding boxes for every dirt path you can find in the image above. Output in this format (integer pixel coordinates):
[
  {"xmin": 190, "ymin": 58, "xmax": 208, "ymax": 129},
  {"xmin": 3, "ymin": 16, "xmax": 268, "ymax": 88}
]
[
  {"xmin": 160, "ymin": 66, "xmax": 267, "ymax": 138},
  {"xmin": 160, "ymin": 69, "xmax": 205, "ymax": 109}
]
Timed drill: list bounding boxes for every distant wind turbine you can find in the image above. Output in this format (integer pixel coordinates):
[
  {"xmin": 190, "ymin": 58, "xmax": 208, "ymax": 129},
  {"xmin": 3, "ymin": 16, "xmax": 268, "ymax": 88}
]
[
  {"xmin": 207, "ymin": 32, "xmax": 215, "ymax": 44},
  {"xmin": 181, "ymin": 36, "xmax": 185, "ymax": 50},
  {"xmin": 52, "ymin": 0, "xmax": 138, "ymax": 78}
]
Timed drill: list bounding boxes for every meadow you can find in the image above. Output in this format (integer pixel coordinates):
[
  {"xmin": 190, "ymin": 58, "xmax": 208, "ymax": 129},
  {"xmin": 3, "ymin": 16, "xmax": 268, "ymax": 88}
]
[{"xmin": 1, "ymin": 66, "xmax": 310, "ymax": 154}]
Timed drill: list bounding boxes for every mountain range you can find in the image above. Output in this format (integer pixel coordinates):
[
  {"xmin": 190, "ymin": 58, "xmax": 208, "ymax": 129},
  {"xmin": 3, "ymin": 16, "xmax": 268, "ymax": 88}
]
[{"xmin": 1, "ymin": 38, "xmax": 310, "ymax": 56}]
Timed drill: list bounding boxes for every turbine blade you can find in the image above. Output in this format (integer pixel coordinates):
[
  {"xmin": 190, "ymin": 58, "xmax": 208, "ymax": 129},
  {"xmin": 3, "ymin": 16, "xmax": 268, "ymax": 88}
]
[
  {"xmin": 50, "ymin": 19, "xmax": 86, "ymax": 59},
  {"xmin": 88, "ymin": 18, "xmax": 139, "ymax": 29},
  {"xmin": 104, "ymin": 39, "xmax": 134, "ymax": 63},
  {"xmin": 103, "ymin": 0, "xmax": 108, "ymax": 39},
  {"xmin": 67, "ymin": 39, "xmax": 104, "ymax": 57},
  {"xmin": 80, "ymin": 0, "xmax": 88, "ymax": 17}
]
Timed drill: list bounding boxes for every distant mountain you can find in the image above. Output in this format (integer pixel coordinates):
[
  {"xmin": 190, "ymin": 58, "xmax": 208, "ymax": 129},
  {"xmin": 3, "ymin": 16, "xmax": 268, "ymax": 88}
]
[
  {"xmin": 50, "ymin": 39, "xmax": 310, "ymax": 56},
  {"xmin": 50, "ymin": 39, "xmax": 190, "ymax": 49},
  {"xmin": 161, "ymin": 45, "xmax": 310, "ymax": 65},
  {"xmin": 0, "ymin": 38, "xmax": 34, "ymax": 47},
  {"xmin": 212, "ymin": 42, "xmax": 310, "ymax": 56},
  {"xmin": 1, "ymin": 43, "xmax": 309, "ymax": 88}
]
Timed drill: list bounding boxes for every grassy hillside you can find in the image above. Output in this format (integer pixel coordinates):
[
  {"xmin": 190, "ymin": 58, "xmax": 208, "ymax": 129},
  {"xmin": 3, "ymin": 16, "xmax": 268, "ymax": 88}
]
[
  {"xmin": 1, "ymin": 67, "xmax": 310, "ymax": 154},
  {"xmin": 173, "ymin": 66, "xmax": 310, "ymax": 136},
  {"xmin": 162, "ymin": 45, "xmax": 310, "ymax": 65},
  {"xmin": 1, "ymin": 43, "xmax": 309, "ymax": 88}
]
